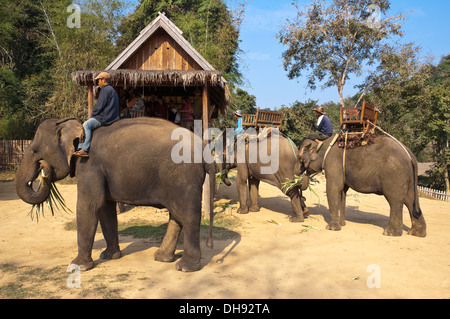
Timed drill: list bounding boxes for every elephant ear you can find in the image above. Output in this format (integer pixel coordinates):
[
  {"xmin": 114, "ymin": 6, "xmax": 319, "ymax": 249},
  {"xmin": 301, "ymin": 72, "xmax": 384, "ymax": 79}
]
[
  {"xmin": 56, "ymin": 118, "xmax": 84, "ymax": 170},
  {"xmin": 299, "ymin": 141, "xmax": 312, "ymax": 160}
]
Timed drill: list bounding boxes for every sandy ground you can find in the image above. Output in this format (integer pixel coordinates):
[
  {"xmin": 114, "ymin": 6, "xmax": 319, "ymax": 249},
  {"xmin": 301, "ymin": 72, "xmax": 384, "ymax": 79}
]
[{"xmin": 0, "ymin": 174, "xmax": 449, "ymax": 299}]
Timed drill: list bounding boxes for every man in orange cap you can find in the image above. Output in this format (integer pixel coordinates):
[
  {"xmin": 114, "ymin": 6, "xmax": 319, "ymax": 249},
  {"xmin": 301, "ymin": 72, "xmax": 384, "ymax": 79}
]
[{"xmin": 73, "ymin": 72, "xmax": 119, "ymax": 157}]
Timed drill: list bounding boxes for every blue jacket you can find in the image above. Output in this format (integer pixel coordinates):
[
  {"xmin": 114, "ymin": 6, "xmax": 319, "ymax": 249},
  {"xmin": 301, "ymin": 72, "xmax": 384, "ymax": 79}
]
[
  {"xmin": 91, "ymin": 84, "xmax": 120, "ymax": 125},
  {"xmin": 234, "ymin": 117, "xmax": 243, "ymax": 134},
  {"xmin": 317, "ymin": 115, "xmax": 333, "ymax": 136}
]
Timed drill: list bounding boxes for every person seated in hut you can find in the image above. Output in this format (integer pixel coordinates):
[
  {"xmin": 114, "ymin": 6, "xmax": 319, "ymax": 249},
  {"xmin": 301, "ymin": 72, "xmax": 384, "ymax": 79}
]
[
  {"xmin": 155, "ymin": 96, "xmax": 168, "ymax": 119},
  {"xmin": 74, "ymin": 72, "xmax": 119, "ymax": 158},
  {"xmin": 168, "ymin": 99, "xmax": 181, "ymax": 124},
  {"xmin": 122, "ymin": 89, "xmax": 145, "ymax": 118},
  {"xmin": 178, "ymin": 97, "xmax": 193, "ymax": 129},
  {"xmin": 306, "ymin": 106, "xmax": 333, "ymax": 150}
]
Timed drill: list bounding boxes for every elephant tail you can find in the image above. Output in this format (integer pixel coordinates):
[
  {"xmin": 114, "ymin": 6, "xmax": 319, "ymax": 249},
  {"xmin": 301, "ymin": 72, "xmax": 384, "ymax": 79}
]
[
  {"xmin": 205, "ymin": 162, "xmax": 216, "ymax": 249},
  {"xmin": 410, "ymin": 155, "xmax": 423, "ymax": 219}
]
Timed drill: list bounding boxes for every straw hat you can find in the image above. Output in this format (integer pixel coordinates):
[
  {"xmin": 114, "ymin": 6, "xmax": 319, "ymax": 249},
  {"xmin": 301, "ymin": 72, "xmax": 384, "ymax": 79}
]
[{"xmin": 312, "ymin": 106, "xmax": 326, "ymax": 115}]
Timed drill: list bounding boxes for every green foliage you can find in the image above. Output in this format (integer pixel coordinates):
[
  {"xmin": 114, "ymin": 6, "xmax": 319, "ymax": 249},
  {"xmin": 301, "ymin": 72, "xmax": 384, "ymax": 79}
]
[
  {"xmin": 278, "ymin": 99, "xmax": 318, "ymax": 146},
  {"xmin": 277, "ymin": 0, "xmax": 414, "ymax": 107},
  {"xmin": 0, "ymin": 0, "xmax": 245, "ymax": 130},
  {"xmin": 369, "ymin": 54, "xmax": 450, "ymax": 191},
  {"xmin": 212, "ymin": 88, "xmax": 256, "ymax": 131}
]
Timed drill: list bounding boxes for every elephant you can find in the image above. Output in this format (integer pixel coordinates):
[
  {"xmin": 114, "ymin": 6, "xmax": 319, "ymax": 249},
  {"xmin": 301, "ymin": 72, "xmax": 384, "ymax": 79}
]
[
  {"xmin": 298, "ymin": 135, "xmax": 426, "ymax": 237},
  {"xmin": 218, "ymin": 129, "xmax": 309, "ymax": 222},
  {"xmin": 15, "ymin": 117, "xmax": 216, "ymax": 272}
]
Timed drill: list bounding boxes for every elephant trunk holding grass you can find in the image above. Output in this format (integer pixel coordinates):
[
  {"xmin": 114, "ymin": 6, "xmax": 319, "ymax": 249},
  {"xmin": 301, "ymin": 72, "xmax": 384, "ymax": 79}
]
[
  {"xmin": 15, "ymin": 117, "xmax": 216, "ymax": 272},
  {"xmin": 218, "ymin": 129, "xmax": 309, "ymax": 222},
  {"xmin": 299, "ymin": 135, "xmax": 426, "ymax": 237}
]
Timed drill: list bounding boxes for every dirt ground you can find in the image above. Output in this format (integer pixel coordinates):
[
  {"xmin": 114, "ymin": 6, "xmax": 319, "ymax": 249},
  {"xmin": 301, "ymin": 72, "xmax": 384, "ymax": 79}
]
[{"xmin": 0, "ymin": 173, "xmax": 449, "ymax": 299}]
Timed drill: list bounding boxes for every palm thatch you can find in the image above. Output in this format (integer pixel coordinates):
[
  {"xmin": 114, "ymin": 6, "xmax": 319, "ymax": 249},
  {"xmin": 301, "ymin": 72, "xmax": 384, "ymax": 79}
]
[
  {"xmin": 71, "ymin": 69, "xmax": 230, "ymax": 114},
  {"xmin": 71, "ymin": 69, "xmax": 225, "ymax": 87}
]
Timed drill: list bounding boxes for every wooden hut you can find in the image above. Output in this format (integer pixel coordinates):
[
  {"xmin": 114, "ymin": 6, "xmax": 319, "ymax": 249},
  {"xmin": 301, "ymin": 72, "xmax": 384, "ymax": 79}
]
[
  {"xmin": 72, "ymin": 12, "xmax": 228, "ymax": 213},
  {"xmin": 71, "ymin": 12, "xmax": 230, "ymax": 132}
]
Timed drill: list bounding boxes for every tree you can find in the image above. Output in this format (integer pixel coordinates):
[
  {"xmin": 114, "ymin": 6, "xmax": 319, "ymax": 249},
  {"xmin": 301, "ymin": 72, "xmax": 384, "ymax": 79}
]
[
  {"xmin": 36, "ymin": 0, "xmax": 131, "ymax": 120},
  {"xmin": 279, "ymin": 100, "xmax": 318, "ymax": 146},
  {"xmin": 277, "ymin": 0, "xmax": 416, "ymax": 108},
  {"xmin": 367, "ymin": 55, "xmax": 450, "ymax": 191},
  {"xmin": 0, "ymin": 0, "xmax": 58, "ymax": 138}
]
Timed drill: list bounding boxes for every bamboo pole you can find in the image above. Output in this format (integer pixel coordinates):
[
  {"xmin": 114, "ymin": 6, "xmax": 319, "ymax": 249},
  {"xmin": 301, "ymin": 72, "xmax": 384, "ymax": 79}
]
[
  {"xmin": 202, "ymin": 86, "xmax": 210, "ymax": 217},
  {"xmin": 87, "ymin": 85, "xmax": 94, "ymax": 116}
]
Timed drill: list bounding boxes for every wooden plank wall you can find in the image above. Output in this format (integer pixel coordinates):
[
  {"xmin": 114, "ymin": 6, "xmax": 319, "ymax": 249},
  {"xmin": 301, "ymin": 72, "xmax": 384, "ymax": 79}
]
[
  {"xmin": 123, "ymin": 29, "xmax": 201, "ymax": 71},
  {"xmin": 0, "ymin": 140, "xmax": 31, "ymax": 170}
]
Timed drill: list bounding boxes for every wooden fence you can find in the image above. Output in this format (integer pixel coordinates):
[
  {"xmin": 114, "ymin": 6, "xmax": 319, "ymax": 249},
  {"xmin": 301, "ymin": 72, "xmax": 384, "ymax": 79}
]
[
  {"xmin": 0, "ymin": 140, "xmax": 32, "ymax": 170},
  {"xmin": 418, "ymin": 186, "xmax": 450, "ymax": 202}
]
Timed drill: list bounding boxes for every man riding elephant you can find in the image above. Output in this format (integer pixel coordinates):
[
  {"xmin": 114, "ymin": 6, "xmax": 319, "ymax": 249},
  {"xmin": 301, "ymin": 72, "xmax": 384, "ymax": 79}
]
[{"xmin": 299, "ymin": 134, "xmax": 426, "ymax": 237}]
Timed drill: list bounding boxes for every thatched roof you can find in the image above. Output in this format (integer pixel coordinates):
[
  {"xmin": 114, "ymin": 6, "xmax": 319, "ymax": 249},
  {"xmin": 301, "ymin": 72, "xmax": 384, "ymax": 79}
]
[
  {"xmin": 71, "ymin": 69, "xmax": 230, "ymax": 114},
  {"xmin": 71, "ymin": 69, "xmax": 226, "ymax": 87}
]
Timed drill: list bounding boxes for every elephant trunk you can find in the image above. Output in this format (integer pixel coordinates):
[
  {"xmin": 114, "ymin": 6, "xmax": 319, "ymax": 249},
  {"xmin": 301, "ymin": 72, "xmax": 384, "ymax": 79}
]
[
  {"xmin": 300, "ymin": 174, "xmax": 310, "ymax": 191},
  {"xmin": 15, "ymin": 159, "xmax": 52, "ymax": 205},
  {"xmin": 222, "ymin": 165, "xmax": 232, "ymax": 186},
  {"xmin": 216, "ymin": 161, "xmax": 232, "ymax": 186}
]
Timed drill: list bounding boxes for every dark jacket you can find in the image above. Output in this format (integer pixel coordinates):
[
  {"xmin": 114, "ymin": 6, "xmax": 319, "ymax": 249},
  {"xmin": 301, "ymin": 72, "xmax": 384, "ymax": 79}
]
[
  {"xmin": 91, "ymin": 84, "xmax": 120, "ymax": 125},
  {"xmin": 317, "ymin": 115, "xmax": 333, "ymax": 136}
]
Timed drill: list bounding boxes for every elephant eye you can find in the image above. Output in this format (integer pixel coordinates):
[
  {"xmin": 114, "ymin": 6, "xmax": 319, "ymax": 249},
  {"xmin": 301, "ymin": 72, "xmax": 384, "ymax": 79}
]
[{"xmin": 31, "ymin": 148, "xmax": 40, "ymax": 157}]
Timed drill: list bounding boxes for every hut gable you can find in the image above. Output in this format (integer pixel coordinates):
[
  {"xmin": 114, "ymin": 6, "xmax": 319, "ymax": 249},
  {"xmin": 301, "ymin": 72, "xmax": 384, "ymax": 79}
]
[
  {"xmin": 107, "ymin": 12, "xmax": 214, "ymax": 72},
  {"xmin": 72, "ymin": 12, "xmax": 230, "ymax": 118}
]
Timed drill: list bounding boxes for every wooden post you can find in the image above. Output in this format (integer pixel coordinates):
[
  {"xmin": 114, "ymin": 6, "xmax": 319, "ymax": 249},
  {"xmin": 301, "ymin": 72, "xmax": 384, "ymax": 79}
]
[
  {"xmin": 202, "ymin": 86, "xmax": 211, "ymax": 218},
  {"xmin": 87, "ymin": 85, "xmax": 94, "ymax": 116},
  {"xmin": 202, "ymin": 86, "xmax": 209, "ymax": 133}
]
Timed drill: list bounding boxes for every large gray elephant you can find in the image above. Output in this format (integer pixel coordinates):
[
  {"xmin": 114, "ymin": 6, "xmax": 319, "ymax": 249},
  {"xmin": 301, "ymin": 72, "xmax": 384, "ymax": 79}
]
[
  {"xmin": 15, "ymin": 117, "xmax": 216, "ymax": 272},
  {"xmin": 299, "ymin": 135, "xmax": 426, "ymax": 237},
  {"xmin": 219, "ymin": 130, "xmax": 309, "ymax": 222}
]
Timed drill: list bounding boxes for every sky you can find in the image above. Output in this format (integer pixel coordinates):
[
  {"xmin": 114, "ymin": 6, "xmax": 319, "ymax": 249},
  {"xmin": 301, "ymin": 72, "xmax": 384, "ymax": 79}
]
[{"xmin": 236, "ymin": 0, "xmax": 450, "ymax": 110}]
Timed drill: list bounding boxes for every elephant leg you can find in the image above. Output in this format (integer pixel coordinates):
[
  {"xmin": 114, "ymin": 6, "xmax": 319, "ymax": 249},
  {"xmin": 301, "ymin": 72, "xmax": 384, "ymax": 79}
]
[
  {"xmin": 155, "ymin": 214, "xmax": 182, "ymax": 263},
  {"xmin": 339, "ymin": 185, "xmax": 349, "ymax": 226},
  {"xmin": 70, "ymin": 199, "xmax": 99, "ymax": 271},
  {"xmin": 176, "ymin": 206, "xmax": 202, "ymax": 272},
  {"xmin": 236, "ymin": 165, "xmax": 249, "ymax": 214},
  {"xmin": 326, "ymin": 180, "xmax": 344, "ymax": 231},
  {"xmin": 70, "ymin": 172, "xmax": 109, "ymax": 271},
  {"xmin": 99, "ymin": 200, "xmax": 122, "ymax": 261},
  {"xmin": 404, "ymin": 188, "xmax": 426, "ymax": 237},
  {"xmin": 383, "ymin": 197, "xmax": 404, "ymax": 236},
  {"xmin": 300, "ymin": 194, "xmax": 309, "ymax": 215},
  {"xmin": 248, "ymin": 177, "xmax": 260, "ymax": 212},
  {"xmin": 286, "ymin": 187, "xmax": 304, "ymax": 223}
]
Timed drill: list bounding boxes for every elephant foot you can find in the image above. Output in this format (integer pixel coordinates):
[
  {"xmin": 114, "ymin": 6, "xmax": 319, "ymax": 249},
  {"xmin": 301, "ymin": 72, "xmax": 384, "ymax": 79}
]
[
  {"xmin": 407, "ymin": 227, "xmax": 426, "ymax": 238},
  {"xmin": 154, "ymin": 249, "xmax": 176, "ymax": 263},
  {"xmin": 237, "ymin": 207, "xmax": 249, "ymax": 214},
  {"xmin": 326, "ymin": 222, "xmax": 342, "ymax": 231},
  {"xmin": 100, "ymin": 248, "xmax": 122, "ymax": 260},
  {"xmin": 302, "ymin": 207, "xmax": 310, "ymax": 216},
  {"xmin": 176, "ymin": 257, "xmax": 201, "ymax": 272},
  {"xmin": 249, "ymin": 206, "xmax": 260, "ymax": 212},
  {"xmin": 383, "ymin": 225, "xmax": 402, "ymax": 236},
  {"xmin": 289, "ymin": 214, "xmax": 304, "ymax": 223},
  {"xmin": 70, "ymin": 256, "xmax": 95, "ymax": 271}
]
